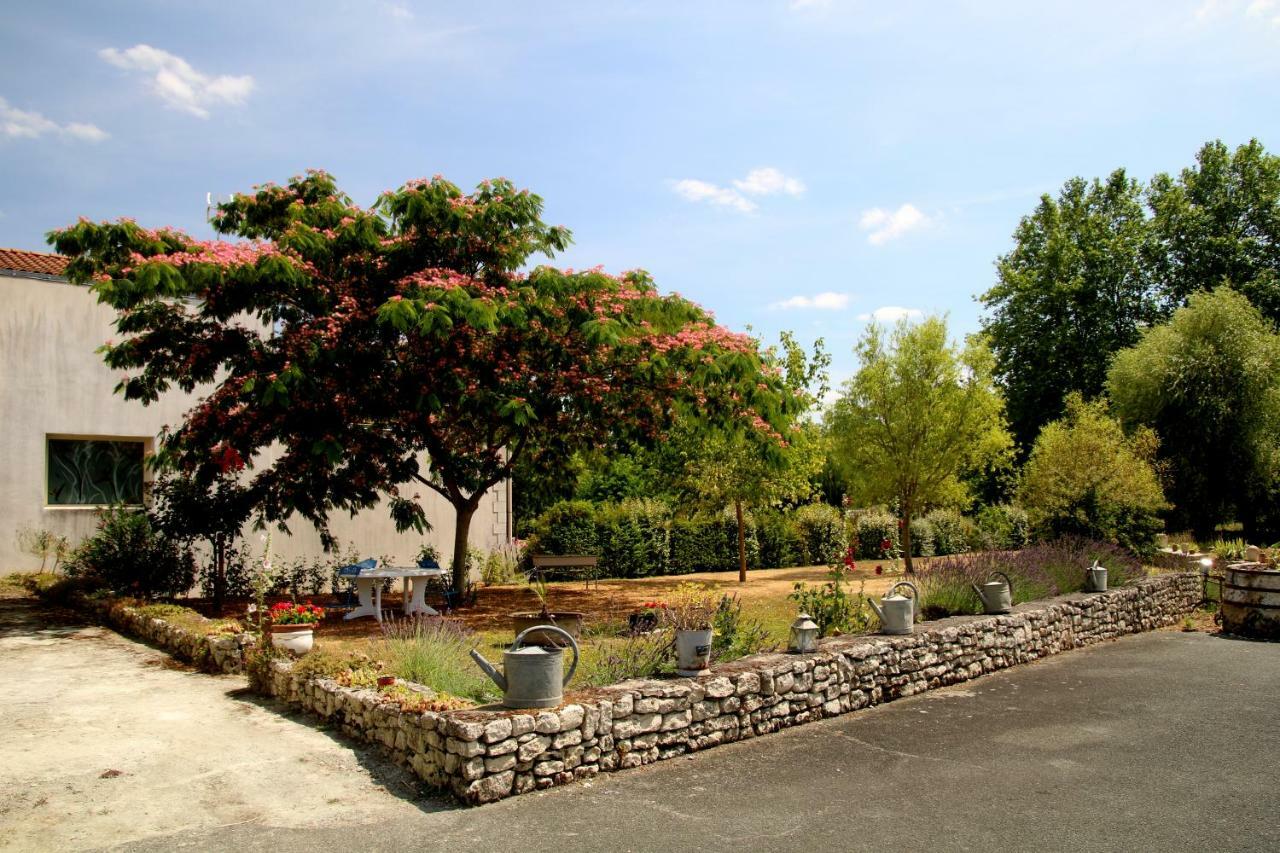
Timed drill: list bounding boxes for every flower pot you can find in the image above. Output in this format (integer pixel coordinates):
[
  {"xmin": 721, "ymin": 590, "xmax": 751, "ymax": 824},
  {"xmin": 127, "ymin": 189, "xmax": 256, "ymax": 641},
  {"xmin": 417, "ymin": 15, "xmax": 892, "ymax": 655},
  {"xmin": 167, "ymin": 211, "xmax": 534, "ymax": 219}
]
[
  {"xmin": 510, "ymin": 611, "xmax": 585, "ymax": 647},
  {"xmin": 269, "ymin": 624, "xmax": 315, "ymax": 655},
  {"xmin": 675, "ymin": 628, "xmax": 713, "ymax": 676}
]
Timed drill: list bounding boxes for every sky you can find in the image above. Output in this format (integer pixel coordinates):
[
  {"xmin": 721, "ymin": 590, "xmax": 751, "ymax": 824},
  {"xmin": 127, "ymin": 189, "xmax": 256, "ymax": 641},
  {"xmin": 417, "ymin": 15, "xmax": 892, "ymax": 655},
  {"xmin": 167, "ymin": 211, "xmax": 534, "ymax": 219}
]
[{"xmin": 3, "ymin": 0, "xmax": 1279, "ymax": 385}]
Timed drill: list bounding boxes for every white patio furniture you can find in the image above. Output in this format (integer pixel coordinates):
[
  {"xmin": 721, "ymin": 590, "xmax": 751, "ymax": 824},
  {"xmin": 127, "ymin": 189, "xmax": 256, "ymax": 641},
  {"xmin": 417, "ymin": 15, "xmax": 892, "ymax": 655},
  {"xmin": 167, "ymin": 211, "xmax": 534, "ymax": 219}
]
[{"xmin": 343, "ymin": 566, "xmax": 448, "ymax": 621}]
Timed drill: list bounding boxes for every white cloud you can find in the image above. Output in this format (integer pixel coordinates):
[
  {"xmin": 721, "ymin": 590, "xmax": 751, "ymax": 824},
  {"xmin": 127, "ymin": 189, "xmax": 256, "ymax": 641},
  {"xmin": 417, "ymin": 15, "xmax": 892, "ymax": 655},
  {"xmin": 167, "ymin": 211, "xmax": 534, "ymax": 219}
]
[
  {"xmin": 857, "ymin": 306, "xmax": 924, "ymax": 323},
  {"xmin": 99, "ymin": 45, "xmax": 254, "ymax": 119},
  {"xmin": 672, "ymin": 179, "xmax": 757, "ymax": 213},
  {"xmin": 1195, "ymin": 0, "xmax": 1280, "ymax": 24},
  {"xmin": 1247, "ymin": 0, "xmax": 1280, "ymax": 24},
  {"xmin": 672, "ymin": 166, "xmax": 804, "ymax": 214},
  {"xmin": 381, "ymin": 1, "xmax": 413, "ymax": 18},
  {"xmin": 0, "ymin": 97, "xmax": 107, "ymax": 142},
  {"xmin": 858, "ymin": 203, "xmax": 932, "ymax": 245},
  {"xmin": 772, "ymin": 291, "xmax": 851, "ymax": 310},
  {"xmin": 733, "ymin": 167, "xmax": 805, "ymax": 197}
]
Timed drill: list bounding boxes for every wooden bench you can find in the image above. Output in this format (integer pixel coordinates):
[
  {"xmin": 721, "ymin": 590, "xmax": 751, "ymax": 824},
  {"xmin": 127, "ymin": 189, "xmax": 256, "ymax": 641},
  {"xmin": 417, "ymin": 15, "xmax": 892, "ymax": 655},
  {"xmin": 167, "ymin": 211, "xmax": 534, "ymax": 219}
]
[{"xmin": 530, "ymin": 554, "xmax": 601, "ymax": 589}]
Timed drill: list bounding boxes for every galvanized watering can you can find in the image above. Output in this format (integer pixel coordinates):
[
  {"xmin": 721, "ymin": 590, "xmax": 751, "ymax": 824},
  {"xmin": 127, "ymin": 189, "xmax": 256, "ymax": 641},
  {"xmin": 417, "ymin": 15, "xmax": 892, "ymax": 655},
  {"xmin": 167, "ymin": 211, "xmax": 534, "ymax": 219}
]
[
  {"xmin": 1086, "ymin": 560, "xmax": 1108, "ymax": 593},
  {"xmin": 973, "ymin": 571, "xmax": 1013, "ymax": 614},
  {"xmin": 470, "ymin": 625, "xmax": 580, "ymax": 709},
  {"xmin": 867, "ymin": 581, "xmax": 919, "ymax": 635}
]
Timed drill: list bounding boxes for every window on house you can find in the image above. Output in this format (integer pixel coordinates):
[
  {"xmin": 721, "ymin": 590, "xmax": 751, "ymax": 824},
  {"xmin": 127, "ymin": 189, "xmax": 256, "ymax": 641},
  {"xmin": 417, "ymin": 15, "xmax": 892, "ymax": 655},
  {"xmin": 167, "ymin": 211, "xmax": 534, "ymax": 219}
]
[{"xmin": 46, "ymin": 438, "xmax": 146, "ymax": 506}]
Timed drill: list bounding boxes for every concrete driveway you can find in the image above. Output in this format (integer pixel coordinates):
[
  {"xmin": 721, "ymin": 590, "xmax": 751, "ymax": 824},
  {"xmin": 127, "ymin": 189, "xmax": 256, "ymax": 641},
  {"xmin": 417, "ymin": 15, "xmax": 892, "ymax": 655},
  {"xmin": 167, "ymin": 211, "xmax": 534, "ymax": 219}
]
[{"xmin": 3, "ymin": 591, "xmax": 1278, "ymax": 852}]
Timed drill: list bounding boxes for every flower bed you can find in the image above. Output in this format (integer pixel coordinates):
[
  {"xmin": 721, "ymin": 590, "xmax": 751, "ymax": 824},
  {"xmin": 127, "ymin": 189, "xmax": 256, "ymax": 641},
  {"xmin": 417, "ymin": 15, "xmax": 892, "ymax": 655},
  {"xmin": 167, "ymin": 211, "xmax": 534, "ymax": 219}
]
[{"xmin": 253, "ymin": 571, "xmax": 1201, "ymax": 805}]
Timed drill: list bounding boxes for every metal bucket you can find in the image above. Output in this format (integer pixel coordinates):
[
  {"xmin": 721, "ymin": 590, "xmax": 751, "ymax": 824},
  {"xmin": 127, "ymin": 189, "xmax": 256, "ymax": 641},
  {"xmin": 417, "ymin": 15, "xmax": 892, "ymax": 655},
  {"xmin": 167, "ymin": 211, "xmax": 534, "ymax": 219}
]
[{"xmin": 1221, "ymin": 564, "xmax": 1280, "ymax": 641}]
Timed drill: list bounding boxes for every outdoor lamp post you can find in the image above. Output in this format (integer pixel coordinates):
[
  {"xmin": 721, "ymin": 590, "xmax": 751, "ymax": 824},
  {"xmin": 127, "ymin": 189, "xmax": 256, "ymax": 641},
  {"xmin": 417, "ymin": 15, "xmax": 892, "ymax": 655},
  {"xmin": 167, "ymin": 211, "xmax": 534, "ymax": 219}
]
[{"xmin": 789, "ymin": 613, "xmax": 819, "ymax": 653}]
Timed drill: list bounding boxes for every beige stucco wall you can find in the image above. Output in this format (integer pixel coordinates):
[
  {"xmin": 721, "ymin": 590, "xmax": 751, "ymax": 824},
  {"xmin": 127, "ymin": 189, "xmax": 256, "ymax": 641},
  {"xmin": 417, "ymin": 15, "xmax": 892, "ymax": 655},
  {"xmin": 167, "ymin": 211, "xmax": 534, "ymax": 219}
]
[{"xmin": 0, "ymin": 271, "xmax": 510, "ymax": 573}]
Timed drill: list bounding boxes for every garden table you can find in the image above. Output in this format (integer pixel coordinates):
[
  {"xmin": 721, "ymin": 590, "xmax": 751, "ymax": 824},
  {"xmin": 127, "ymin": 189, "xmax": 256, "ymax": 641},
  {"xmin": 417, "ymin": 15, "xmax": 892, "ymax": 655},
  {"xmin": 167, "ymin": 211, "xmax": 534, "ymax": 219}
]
[{"xmin": 343, "ymin": 567, "xmax": 447, "ymax": 621}]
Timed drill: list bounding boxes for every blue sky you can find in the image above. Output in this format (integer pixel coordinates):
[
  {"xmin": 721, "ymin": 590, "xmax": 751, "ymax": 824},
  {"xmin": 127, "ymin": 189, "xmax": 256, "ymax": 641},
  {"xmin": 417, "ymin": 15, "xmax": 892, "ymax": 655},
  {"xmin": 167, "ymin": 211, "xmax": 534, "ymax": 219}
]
[{"xmin": 3, "ymin": 0, "xmax": 1278, "ymax": 384}]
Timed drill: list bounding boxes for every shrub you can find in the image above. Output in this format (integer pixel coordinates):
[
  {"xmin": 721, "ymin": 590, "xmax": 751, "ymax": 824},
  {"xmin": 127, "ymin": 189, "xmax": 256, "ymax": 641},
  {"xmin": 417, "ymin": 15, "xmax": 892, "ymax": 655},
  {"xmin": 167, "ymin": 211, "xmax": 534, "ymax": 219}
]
[
  {"xmin": 789, "ymin": 569, "xmax": 872, "ymax": 637},
  {"xmin": 1212, "ymin": 538, "xmax": 1247, "ymax": 561},
  {"xmin": 577, "ymin": 630, "xmax": 673, "ymax": 687},
  {"xmin": 198, "ymin": 546, "xmax": 255, "ymax": 600},
  {"xmin": 596, "ymin": 499, "xmax": 671, "ymax": 578},
  {"xmin": 64, "ymin": 506, "xmax": 193, "ymax": 598},
  {"xmin": 756, "ymin": 510, "xmax": 804, "ymax": 569},
  {"xmin": 711, "ymin": 594, "xmax": 773, "ymax": 661},
  {"xmin": 908, "ymin": 517, "xmax": 936, "ymax": 558},
  {"xmin": 925, "ymin": 509, "xmax": 973, "ymax": 556},
  {"xmin": 529, "ymin": 500, "xmax": 600, "ymax": 556},
  {"xmin": 791, "ymin": 503, "xmax": 845, "ymax": 566},
  {"xmin": 480, "ymin": 543, "xmax": 522, "ymax": 586},
  {"xmin": 374, "ymin": 618, "xmax": 499, "ymax": 704},
  {"xmin": 669, "ymin": 510, "xmax": 757, "ymax": 573},
  {"xmin": 853, "ymin": 510, "xmax": 900, "ymax": 559},
  {"xmin": 1018, "ymin": 395, "xmax": 1167, "ymax": 556},
  {"xmin": 915, "ymin": 556, "xmax": 984, "ymax": 619},
  {"xmin": 14, "ymin": 526, "xmax": 70, "ymax": 572},
  {"xmin": 973, "ymin": 504, "xmax": 1029, "ymax": 550}
]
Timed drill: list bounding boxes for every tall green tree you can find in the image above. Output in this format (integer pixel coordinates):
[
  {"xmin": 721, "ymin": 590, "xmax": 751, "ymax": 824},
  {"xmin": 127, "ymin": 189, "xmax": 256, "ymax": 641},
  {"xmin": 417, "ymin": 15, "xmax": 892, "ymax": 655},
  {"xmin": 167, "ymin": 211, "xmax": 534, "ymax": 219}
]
[
  {"xmin": 677, "ymin": 332, "xmax": 830, "ymax": 582},
  {"xmin": 1147, "ymin": 139, "xmax": 1280, "ymax": 323},
  {"xmin": 1108, "ymin": 287, "xmax": 1280, "ymax": 540},
  {"xmin": 827, "ymin": 317, "xmax": 1011, "ymax": 573},
  {"xmin": 51, "ymin": 171, "xmax": 799, "ymax": 594},
  {"xmin": 980, "ymin": 169, "xmax": 1159, "ymax": 449},
  {"xmin": 1017, "ymin": 394, "xmax": 1168, "ymax": 555}
]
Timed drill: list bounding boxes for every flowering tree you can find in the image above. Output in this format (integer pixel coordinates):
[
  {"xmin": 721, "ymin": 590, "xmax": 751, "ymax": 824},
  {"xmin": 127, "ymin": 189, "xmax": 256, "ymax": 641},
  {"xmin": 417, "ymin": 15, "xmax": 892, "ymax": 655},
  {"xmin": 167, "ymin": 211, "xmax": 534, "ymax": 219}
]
[{"xmin": 50, "ymin": 171, "xmax": 798, "ymax": 593}]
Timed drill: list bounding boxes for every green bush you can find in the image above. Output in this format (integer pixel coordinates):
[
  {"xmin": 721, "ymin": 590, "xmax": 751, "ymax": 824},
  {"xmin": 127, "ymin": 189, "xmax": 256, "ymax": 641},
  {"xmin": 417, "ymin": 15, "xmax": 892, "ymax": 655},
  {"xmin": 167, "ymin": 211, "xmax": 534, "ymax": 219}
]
[
  {"xmin": 756, "ymin": 510, "xmax": 804, "ymax": 569},
  {"xmin": 669, "ymin": 510, "xmax": 757, "ymax": 573},
  {"xmin": 596, "ymin": 499, "xmax": 670, "ymax": 578},
  {"xmin": 925, "ymin": 509, "xmax": 973, "ymax": 556},
  {"xmin": 853, "ymin": 510, "xmax": 900, "ymax": 559},
  {"xmin": 65, "ymin": 506, "xmax": 193, "ymax": 599},
  {"xmin": 711, "ymin": 594, "xmax": 772, "ymax": 661},
  {"xmin": 530, "ymin": 500, "xmax": 600, "ymax": 556},
  {"xmin": 792, "ymin": 503, "xmax": 845, "ymax": 566},
  {"xmin": 973, "ymin": 504, "xmax": 1030, "ymax": 550},
  {"xmin": 375, "ymin": 618, "xmax": 499, "ymax": 704},
  {"xmin": 908, "ymin": 517, "xmax": 936, "ymax": 558},
  {"xmin": 788, "ymin": 571, "xmax": 872, "ymax": 637}
]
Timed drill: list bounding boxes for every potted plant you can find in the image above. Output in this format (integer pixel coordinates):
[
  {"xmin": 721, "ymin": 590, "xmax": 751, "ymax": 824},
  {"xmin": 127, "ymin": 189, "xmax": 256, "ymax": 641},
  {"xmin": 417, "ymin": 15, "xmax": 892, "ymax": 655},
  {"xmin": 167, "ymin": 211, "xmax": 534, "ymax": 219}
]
[
  {"xmin": 662, "ymin": 583, "xmax": 718, "ymax": 676},
  {"xmin": 510, "ymin": 572, "xmax": 585, "ymax": 646},
  {"xmin": 268, "ymin": 601, "xmax": 324, "ymax": 654}
]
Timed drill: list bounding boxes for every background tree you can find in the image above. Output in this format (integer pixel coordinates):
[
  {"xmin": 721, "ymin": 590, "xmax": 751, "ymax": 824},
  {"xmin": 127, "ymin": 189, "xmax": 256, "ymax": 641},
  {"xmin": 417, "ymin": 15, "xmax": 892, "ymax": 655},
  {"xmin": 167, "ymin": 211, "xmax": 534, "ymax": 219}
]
[
  {"xmin": 1107, "ymin": 287, "xmax": 1280, "ymax": 540},
  {"xmin": 51, "ymin": 171, "xmax": 799, "ymax": 594},
  {"xmin": 1147, "ymin": 139, "xmax": 1280, "ymax": 323},
  {"xmin": 826, "ymin": 317, "xmax": 1011, "ymax": 573},
  {"xmin": 980, "ymin": 169, "xmax": 1158, "ymax": 449},
  {"xmin": 1017, "ymin": 394, "xmax": 1168, "ymax": 555},
  {"xmin": 150, "ymin": 472, "xmax": 254, "ymax": 611},
  {"xmin": 676, "ymin": 332, "xmax": 829, "ymax": 583}
]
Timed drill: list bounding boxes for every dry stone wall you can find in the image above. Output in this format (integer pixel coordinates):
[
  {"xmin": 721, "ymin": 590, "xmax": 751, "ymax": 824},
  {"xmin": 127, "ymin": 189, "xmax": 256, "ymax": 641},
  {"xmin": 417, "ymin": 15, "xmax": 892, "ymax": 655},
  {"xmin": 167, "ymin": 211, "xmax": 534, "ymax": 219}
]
[{"xmin": 257, "ymin": 572, "xmax": 1202, "ymax": 805}]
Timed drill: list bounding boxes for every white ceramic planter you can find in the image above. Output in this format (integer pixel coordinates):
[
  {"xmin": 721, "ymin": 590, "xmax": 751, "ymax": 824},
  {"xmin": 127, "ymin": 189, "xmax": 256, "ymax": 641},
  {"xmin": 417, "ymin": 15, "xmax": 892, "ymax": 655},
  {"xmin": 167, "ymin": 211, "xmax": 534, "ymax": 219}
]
[
  {"xmin": 675, "ymin": 628, "xmax": 713, "ymax": 676},
  {"xmin": 270, "ymin": 624, "xmax": 315, "ymax": 655}
]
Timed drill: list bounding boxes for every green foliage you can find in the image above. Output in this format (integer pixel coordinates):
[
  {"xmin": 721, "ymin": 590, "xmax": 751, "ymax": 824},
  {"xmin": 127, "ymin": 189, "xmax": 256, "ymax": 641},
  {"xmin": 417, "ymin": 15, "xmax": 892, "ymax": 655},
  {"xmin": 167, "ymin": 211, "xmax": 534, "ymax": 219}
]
[
  {"xmin": 530, "ymin": 501, "xmax": 600, "ymax": 556},
  {"xmin": 788, "ymin": 570, "xmax": 871, "ymax": 638},
  {"xmin": 669, "ymin": 510, "xmax": 758, "ymax": 574},
  {"xmin": 1211, "ymin": 538, "xmax": 1247, "ymax": 561},
  {"xmin": 1109, "ymin": 287, "xmax": 1280, "ymax": 540},
  {"xmin": 907, "ymin": 517, "xmax": 935, "ymax": 558},
  {"xmin": 64, "ymin": 506, "xmax": 193, "ymax": 599},
  {"xmin": 755, "ymin": 510, "xmax": 806, "ymax": 570},
  {"xmin": 150, "ymin": 473, "xmax": 253, "ymax": 609},
  {"xmin": 828, "ymin": 317, "xmax": 1012, "ymax": 570},
  {"xmin": 710, "ymin": 594, "xmax": 773, "ymax": 661},
  {"xmin": 1018, "ymin": 395, "xmax": 1167, "ymax": 555},
  {"xmin": 1147, "ymin": 139, "xmax": 1280, "ymax": 324},
  {"xmin": 577, "ymin": 631, "xmax": 673, "ymax": 688},
  {"xmin": 852, "ymin": 510, "xmax": 901, "ymax": 560},
  {"xmin": 479, "ymin": 543, "xmax": 522, "ymax": 586},
  {"xmin": 791, "ymin": 503, "xmax": 845, "ymax": 566},
  {"xmin": 980, "ymin": 169, "xmax": 1160, "ymax": 449},
  {"xmin": 595, "ymin": 499, "xmax": 671, "ymax": 579},
  {"xmin": 924, "ymin": 509, "xmax": 973, "ymax": 556},
  {"xmin": 375, "ymin": 618, "xmax": 499, "ymax": 704},
  {"xmin": 973, "ymin": 504, "xmax": 1030, "ymax": 550}
]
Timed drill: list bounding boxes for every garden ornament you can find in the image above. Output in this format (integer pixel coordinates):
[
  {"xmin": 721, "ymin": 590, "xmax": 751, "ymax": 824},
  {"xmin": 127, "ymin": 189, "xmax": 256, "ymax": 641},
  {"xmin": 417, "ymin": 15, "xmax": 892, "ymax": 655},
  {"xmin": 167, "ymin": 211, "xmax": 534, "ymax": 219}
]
[
  {"xmin": 788, "ymin": 612, "xmax": 820, "ymax": 653},
  {"xmin": 867, "ymin": 581, "xmax": 919, "ymax": 635},
  {"xmin": 470, "ymin": 625, "xmax": 579, "ymax": 709},
  {"xmin": 1086, "ymin": 560, "xmax": 1108, "ymax": 592},
  {"xmin": 972, "ymin": 571, "xmax": 1014, "ymax": 614}
]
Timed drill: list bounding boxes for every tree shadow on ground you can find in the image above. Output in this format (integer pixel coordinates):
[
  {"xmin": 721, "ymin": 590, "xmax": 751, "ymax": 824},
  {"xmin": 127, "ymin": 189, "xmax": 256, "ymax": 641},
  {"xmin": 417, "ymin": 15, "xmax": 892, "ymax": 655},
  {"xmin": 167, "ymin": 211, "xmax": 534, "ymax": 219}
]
[
  {"xmin": 225, "ymin": 685, "xmax": 463, "ymax": 815},
  {"xmin": 0, "ymin": 593, "xmax": 91, "ymax": 641}
]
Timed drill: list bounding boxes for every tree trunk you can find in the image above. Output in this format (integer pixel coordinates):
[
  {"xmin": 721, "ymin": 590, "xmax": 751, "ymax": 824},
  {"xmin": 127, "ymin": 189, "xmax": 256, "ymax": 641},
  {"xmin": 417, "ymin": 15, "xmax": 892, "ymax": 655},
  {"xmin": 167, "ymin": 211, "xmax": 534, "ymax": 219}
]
[
  {"xmin": 451, "ymin": 501, "xmax": 478, "ymax": 595},
  {"xmin": 735, "ymin": 499, "xmax": 747, "ymax": 584},
  {"xmin": 901, "ymin": 502, "xmax": 914, "ymax": 575},
  {"xmin": 213, "ymin": 537, "xmax": 226, "ymax": 612}
]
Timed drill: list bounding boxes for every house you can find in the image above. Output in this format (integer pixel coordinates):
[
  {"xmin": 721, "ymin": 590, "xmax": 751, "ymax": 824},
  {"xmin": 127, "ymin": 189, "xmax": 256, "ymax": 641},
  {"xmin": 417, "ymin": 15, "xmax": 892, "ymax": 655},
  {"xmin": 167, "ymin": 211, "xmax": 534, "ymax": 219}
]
[{"xmin": 0, "ymin": 248, "xmax": 512, "ymax": 574}]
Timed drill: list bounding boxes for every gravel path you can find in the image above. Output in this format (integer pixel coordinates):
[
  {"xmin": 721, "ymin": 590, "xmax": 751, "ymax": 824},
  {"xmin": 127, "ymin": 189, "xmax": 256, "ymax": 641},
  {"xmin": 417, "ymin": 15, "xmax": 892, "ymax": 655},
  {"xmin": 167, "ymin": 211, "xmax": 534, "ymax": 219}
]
[{"xmin": 0, "ymin": 591, "xmax": 449, "ymax": 852}]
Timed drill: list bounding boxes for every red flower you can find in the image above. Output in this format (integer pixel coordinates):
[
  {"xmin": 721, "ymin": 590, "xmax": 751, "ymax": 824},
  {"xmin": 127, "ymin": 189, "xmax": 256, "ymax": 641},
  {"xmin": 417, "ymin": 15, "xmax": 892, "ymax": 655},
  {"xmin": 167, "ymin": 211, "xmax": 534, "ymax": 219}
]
[
  {"xmin": 875, "ymin": 566, "xmax": 883, "ymax": 575},
  {"xmin": 880, "ymin": 537, "xmax": 893, "ymax": 552}
]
